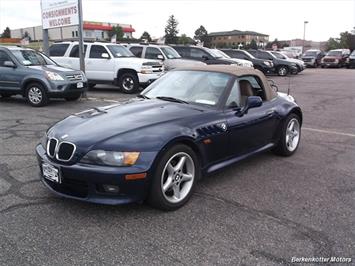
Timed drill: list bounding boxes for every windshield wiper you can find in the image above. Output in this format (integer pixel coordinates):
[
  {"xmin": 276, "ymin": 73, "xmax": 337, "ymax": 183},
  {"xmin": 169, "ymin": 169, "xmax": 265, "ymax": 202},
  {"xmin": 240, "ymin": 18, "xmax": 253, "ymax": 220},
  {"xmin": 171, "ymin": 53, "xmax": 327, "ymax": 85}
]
[
  {"xmin": 156, "ymin": 96, "xmax": 189, "ymax": 104},
  {"xmin": 137, "ymin": 94, "xmax": 150, "ymax": 99}
]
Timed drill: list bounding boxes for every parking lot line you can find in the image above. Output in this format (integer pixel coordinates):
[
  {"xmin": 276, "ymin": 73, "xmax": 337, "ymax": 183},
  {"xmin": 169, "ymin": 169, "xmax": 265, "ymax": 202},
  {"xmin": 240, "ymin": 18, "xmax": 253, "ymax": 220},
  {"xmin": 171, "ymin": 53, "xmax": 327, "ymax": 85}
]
[{"xmin": 303, "ymin": 127, "xmax": 355, "ymax": 138}]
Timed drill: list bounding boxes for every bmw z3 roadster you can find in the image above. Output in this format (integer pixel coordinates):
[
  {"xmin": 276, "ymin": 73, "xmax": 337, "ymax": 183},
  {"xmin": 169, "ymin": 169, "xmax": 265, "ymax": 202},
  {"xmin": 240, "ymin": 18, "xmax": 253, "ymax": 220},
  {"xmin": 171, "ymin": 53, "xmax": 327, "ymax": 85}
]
[{"xmin": 36, "ymin": 65, "xmax": 302, "ymax": 210}]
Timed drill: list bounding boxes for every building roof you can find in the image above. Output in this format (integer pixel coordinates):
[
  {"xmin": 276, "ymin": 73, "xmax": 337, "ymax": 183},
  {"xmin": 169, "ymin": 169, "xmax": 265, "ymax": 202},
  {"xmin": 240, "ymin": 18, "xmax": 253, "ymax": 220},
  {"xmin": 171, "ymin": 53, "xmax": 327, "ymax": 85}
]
[{"xmin": 208, "ymin": 30, "xmax": 269, "ymax": 37}]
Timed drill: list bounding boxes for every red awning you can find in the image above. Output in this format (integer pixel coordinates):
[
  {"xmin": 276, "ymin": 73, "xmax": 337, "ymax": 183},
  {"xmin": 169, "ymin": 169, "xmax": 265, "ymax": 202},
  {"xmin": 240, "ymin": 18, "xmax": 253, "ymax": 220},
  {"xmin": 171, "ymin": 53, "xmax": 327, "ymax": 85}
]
[{"xmin": 83, "ymin": 23, "xmax": 135, "ymax": 33}]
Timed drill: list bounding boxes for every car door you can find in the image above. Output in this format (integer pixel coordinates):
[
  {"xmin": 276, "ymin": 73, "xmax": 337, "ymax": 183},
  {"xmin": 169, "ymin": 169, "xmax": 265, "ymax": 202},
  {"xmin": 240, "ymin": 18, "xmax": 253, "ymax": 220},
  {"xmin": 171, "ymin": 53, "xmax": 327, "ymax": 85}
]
[
  {"xmin": 62, "ymin": 44, "xmax": 87, "ymax": 70},
  {"xmin": 129, "ymin": 46, "xmax": 144, "ymax": 58},
  {"xmin": 224, "ymin": 76, "xmax": 278, "ymax": 156},
  {"xmin": 85, "ymin": 45, "xmax": 115, "ymax": 81},
  {"xmin": 144, "ymin": 47, "xmax": 164, "ymax": 60},
  {"xmin": 189, "ymin": 48, "xmax": 215, "ymax": 64},
  {"xmin": 0, "ymin": 50, "xmax": 22, "ymax": 91}
]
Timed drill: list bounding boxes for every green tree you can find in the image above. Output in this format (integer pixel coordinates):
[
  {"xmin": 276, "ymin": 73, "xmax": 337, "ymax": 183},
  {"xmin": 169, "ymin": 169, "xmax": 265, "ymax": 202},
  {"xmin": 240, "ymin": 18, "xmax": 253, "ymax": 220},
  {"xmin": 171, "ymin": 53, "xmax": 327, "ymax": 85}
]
[
  {"xmin": 108, "ymin": 26, "xmax": 124, "ymax": 40},
  {"xmin": 194, "ymin": 25, "xmax": 208, "ymax": 43},
  {"xmin": 249, "ymin": 39, "xmax": 258, "ymax": 49},
  {"xmin": 1, "ymin": 27, "xmax": 11, "ymax": 38},
  {"xmin": 140, "ymin": 31, "xmax": 152, "ymax": 42},
  {"xmin": 326, "ymin": 37, "xmax": 341, "ymax": 50},
  {"xmin": 177, "ymin": 34, "xmax": 195, "ymax": 45},
  {"xmin": 164, "ymin": 15, "xmax": 179, "ymax": 44}
]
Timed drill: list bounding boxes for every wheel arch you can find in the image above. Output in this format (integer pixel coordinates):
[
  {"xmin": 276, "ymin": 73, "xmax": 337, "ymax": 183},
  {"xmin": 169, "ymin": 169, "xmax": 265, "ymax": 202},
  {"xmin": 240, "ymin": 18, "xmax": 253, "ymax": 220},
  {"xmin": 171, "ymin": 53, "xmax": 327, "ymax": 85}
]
[
  {"xmin": 289, "ymin": 107, "xmax": 303, "ymax": 125},
  {"xmin": 116, "ymin": 68, "xmax": 138, "ymax": 79},
  {"xmin": 21, "ymin": 78, "xmax": 49, "ymax": 96}
]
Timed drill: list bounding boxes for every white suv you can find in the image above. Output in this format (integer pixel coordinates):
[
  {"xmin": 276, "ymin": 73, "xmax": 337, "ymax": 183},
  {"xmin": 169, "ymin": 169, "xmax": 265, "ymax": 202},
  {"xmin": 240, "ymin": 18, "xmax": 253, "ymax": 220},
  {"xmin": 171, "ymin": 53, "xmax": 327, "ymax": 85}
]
[
  {"xmin": 49, "ymin": 42, "xmax": 164, "ymax": 93},
  {"xmin": 127, "ymin": 44, "xmax": 206, "ymax": 71}
]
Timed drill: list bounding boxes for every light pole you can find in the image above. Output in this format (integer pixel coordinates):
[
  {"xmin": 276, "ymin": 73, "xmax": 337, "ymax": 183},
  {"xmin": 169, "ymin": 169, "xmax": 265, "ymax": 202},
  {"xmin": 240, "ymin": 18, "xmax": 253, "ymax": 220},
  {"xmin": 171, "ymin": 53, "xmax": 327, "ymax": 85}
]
[{"xmin": 303, "ymin": 21, "xmax": 309, "ymax": 53}]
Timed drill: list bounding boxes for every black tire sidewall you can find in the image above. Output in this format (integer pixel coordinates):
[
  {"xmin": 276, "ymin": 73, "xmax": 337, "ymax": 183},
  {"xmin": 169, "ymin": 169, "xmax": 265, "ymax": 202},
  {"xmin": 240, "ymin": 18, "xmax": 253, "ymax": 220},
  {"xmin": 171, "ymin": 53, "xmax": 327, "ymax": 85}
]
[
  {"xmin": 26, "ymin": 83, "xmax": 48, "ymax": 107},
  {"xmin": 148, "ymin": 144, "xmax": 200, "ymax": 211},
  {"xmin": 118, "ymin": 72, "xmax": 139, "ymax": 94}
]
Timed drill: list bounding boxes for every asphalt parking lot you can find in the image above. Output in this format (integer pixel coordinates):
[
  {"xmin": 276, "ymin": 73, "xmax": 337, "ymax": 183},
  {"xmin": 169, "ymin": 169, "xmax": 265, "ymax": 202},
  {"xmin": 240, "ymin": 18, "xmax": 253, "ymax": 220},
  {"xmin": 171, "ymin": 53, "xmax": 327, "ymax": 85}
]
[{"xmin": 0, "ymin": 68, "xmax": 354, "ymax": 265}]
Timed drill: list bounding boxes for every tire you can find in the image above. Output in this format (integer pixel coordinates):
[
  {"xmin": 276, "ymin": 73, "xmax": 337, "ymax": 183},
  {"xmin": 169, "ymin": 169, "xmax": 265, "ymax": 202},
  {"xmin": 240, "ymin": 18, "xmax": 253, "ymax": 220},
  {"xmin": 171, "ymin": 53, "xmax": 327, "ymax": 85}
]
[
  {"xmin": 118, "ymin": 72, "xmax": 139, "ymax": 94},
  {"xmin": 26, "ymin": 83, "xmax": 49, "ymax": 107},
  {"xmin": 277, "ymin": 65, "xmax": 289, "ymax": 76},
  {"xmin": 148, "ymin": 144, "xmax": 200, "ymax": 211},
  {"xmin": 65, "ymin": 93, "xmax": 81, "ymax": 101},
  {"xmin": 273, "ymin": 114, "xmax": 301, "ymax": 156}
]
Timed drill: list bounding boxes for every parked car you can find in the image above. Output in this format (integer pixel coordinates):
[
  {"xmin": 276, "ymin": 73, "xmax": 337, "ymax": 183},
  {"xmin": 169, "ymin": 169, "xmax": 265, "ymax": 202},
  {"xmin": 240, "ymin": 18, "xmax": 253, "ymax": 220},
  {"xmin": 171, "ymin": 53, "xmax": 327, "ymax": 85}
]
[
  {"xmin": 221, "ymin": 49, "xmax": 275, "ymax": 74},
  {"xmin": 321, "ymin": 49, "xmax": 350, "ymax": 68},
  {"xmin": 271, "ymin": 51, "xmax": 305, "ymax": 73},
  {"xmin": 279, "ymin": 49, "xmax": 298, "ymax": 59},
  {"xmin": 247, "ymin": 49, "xmax": 298, "ymax": 76},
  {"xmin": 0, "ymin": 46, "xmax": 87, "ymax": 107},
  {"xmin": 36, "ymin": 65, "xmax": 302, "ymax": 210},
  {"xmin": 347, "ymin": 50, "xmax": 355, "ymax": 69},
  {"xmin": 172, "ymin": 45, "xmax": 252, "ymax": 67},
  {"xmin": 49, "ymin": 42, "xmax": 164, "ymax": 93},
  {"xmin": 210, "ymin": 49, "xmax": 253, "ymax": 68},
  {"xmin": 127, "ymin": 44, "xmax": 205, "ymax": 71},
  {"xmin": 301, "ymin": 49, "xmax": 325, "ymax": 68}
]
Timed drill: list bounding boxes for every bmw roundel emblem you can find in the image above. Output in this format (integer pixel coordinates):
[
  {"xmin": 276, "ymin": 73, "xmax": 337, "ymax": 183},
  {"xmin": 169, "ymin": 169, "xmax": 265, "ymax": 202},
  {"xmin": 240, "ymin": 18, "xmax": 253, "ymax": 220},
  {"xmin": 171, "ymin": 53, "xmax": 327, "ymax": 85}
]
[
  {"xmin": 219, "ymin": 123, "xmax": 227, "ymax": 131},
  {"xmin": 61, "ymin": 134, "xmax": 69, "ymax": 140}
]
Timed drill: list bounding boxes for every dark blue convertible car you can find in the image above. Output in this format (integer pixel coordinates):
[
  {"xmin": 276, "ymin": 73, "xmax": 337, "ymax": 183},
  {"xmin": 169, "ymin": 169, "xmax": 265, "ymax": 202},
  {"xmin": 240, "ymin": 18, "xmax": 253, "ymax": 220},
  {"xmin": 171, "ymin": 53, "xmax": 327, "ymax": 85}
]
[{"xmin": 36, "ymin": 65, "xmax": 302, "ymax": 210}]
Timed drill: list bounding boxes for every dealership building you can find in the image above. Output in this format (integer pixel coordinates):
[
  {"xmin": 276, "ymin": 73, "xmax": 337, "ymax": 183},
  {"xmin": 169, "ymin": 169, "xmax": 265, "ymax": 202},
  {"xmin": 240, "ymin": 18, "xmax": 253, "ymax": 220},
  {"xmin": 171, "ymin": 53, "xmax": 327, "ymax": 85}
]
[
  {"xmin": 208, "ymin": 30, "xmax": 269, "ymax": 48},
  {"xmin": 10, "ymin": 21, "xmax": 135, "ymax": 41}
]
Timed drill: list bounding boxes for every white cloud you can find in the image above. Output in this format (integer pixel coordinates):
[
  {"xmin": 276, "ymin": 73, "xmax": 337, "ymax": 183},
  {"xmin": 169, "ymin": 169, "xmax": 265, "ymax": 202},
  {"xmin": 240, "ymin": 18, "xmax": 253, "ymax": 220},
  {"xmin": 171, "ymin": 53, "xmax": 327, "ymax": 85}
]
[{"xmin": 0, "ymin": 0, "xmax": 354, "ymax": 41}]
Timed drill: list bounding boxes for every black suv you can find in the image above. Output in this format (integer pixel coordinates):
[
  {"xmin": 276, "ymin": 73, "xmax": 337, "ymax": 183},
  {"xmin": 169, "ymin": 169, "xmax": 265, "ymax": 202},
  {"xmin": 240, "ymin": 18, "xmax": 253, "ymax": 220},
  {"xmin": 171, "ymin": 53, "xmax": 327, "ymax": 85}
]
[
  {"xmin": 302, "ymin": 49, "xmax": 325, "ymax": 67},
  {"xmin": 221, "ymin": 49, "xmax": 275, "ymax": 74},
  {"xmin": 172, "ymin": 45, "xmax": 239, "ymax": 65},
  {"xmin": 248, "ymin": 49, "xmax": 298, "ymax": 76}
]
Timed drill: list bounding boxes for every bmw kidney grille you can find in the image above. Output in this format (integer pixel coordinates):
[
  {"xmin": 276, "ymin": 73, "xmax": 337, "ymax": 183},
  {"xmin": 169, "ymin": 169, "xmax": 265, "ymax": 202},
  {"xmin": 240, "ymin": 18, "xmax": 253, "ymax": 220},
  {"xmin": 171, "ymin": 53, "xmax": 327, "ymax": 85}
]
[{"xmin": 46, "ymin": 138, "xmax": 76, "ymax": 162}]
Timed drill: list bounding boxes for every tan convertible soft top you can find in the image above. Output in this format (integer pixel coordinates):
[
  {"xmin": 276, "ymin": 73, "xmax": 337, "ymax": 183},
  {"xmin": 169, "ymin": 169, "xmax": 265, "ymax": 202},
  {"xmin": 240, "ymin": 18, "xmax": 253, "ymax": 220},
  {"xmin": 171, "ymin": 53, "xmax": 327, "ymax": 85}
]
[{"xmin": 176, "ymin": 65, "xmax": 277, "ymax": 101}]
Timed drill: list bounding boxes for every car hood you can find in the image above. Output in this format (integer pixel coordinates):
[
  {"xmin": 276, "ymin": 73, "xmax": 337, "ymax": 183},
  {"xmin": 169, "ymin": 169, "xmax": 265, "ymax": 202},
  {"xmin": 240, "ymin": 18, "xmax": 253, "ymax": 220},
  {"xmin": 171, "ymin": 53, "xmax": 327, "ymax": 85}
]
[
  {"xmin": 48, "ymin": 99, "xmax": 207, "ymax": 149},
  {"xmin": 114, "ymin": 57, "xmax": 162, "ymax": 66},
  {"xmin": 323, "ymin": 56, "xmax": 341, "ymax": 60},
  {"xmin": 287, "ymin": 58, "xmax": 304, "ymax": 65},
  {"xmin": 164, "ymin": 58, "xmax": 205, "ymax": 70},
  {"xmin": 28, "ymin": 64, "xmax": 80, "ymax": 73}
]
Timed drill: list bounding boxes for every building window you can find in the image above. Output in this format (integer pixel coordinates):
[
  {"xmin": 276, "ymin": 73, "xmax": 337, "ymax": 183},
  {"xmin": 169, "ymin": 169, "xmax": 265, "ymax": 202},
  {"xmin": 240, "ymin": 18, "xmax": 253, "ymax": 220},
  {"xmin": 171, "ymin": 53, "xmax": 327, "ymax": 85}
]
[
  {"xmin": 76, "ymin": 31, "xmax": 78, "ymax": 37},
  {"xmin": 72, "ymin": 31, "xmax": 75, "ymax": 37}
]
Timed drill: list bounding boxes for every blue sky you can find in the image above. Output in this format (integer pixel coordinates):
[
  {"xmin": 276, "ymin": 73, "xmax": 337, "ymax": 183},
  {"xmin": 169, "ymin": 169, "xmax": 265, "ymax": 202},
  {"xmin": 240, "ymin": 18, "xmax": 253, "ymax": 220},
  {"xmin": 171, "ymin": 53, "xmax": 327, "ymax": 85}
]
[{"xmin": 1, "ymin": 0, "xmax": 354, "ymax": 41}]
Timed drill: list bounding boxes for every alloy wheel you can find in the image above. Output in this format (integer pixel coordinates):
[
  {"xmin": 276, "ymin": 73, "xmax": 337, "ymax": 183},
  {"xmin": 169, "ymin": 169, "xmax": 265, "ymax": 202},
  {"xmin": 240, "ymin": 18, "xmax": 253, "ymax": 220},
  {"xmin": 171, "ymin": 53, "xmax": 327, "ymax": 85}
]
[
  {"xmin": 161, "ymin": 152, "xmax": 195, "ymax": 204},
  {"xmin": 28, "ymin": 87, "xmax": 43, "ymax": 104},
  {"xmin": 285, "ymin": 118, "xmax": 300, "ymax": 152},
  {"xmin": 122, "ymin": 77, "xmax": 134, "ymax": 91}
]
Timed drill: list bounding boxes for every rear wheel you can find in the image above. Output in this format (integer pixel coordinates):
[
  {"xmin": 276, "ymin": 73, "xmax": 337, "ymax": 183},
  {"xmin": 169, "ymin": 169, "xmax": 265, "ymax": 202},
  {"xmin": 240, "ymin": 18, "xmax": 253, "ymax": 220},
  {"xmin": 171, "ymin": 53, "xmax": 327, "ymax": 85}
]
[
  {"xmin": 26, "ymin": 83, "xmax": 48, "ymax": 107},
  {"xmin": 65, "ymin": 93, "xmax": 81, "ymax": 101},
  {"xmin": 148, "ymin": 144, "xmax": 200, "ymax": 211},
  {"xmin": 118, "ymin": 72, "xmax": 139, "ymax": 94},
  {"xmin": 273, "ymin": 114, "xmax": 301, "ymax": 156},
  {"xmin": 277, "ymin": 65, "xmax": 289, "ymax": 76}
]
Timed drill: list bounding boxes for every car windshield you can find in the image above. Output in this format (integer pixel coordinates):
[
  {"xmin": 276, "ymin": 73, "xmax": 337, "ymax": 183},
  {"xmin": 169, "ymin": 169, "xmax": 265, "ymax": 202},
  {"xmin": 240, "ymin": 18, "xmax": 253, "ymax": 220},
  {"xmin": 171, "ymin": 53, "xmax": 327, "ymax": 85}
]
[
  {"xmin": 213, "ymin": 49, "xmax": 231, "ymax": 58},
  {"xmin": 272, "ymin": 52, "xmax": 286, "ymax": 59},
  {"xmin": 107, "ymin": 45, "xmax": 134, "ymax": 57},
  {"xmin": 327, "ymin": 50, "xmax": 342, "ymax": 56},
  {"xmin": 209, "ymin": 49, "xmax": 223, "ymax": 58},
  {"xmin": 160, "ymin": 47, "xmax": 181, "ymax": 59},
  {"xmin": 351, "ymin": 50, "xmax": 355, "ymax": 56},
  {"xmin": 12, "ymin": 49, "xmax": 56, "ymax": 66},
  {"xmin": 142, "ymin": 70, "xmax": 231, "ymax": 107},
  {"xmin": 304, "ymin": 51, "xmax": 317, "ymax": 57},
  {"xmin": 242, "ymin": 50, "xmax": 255, "ymax": 59}
]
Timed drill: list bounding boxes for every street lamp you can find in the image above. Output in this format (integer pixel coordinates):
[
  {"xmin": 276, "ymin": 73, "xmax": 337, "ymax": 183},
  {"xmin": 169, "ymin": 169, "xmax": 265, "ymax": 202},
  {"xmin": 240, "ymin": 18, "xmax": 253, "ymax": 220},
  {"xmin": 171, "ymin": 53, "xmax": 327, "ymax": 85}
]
[{"xmin": 303, "ymin": 21, "xmax": 309, "ymax": 53}]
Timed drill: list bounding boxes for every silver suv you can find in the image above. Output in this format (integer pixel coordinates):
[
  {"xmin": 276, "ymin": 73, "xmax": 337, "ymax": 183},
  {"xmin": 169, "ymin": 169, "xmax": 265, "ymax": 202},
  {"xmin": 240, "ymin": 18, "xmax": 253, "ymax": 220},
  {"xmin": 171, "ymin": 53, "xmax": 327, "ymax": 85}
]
[
  {"xmin": 0, "ymin": 46, "xmax": 87, "ymax": 107},
  {"xmin": 127, "ymin": 44, "xmax": 205, "ymax": 71}
]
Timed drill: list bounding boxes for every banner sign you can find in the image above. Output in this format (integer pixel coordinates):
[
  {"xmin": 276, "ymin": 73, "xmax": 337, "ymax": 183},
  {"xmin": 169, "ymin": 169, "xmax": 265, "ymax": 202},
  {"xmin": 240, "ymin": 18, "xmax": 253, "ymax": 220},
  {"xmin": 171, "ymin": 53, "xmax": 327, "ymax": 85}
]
[{"xmin": 41, "ymin": 0, "xmax": 79, "ymax": 29}]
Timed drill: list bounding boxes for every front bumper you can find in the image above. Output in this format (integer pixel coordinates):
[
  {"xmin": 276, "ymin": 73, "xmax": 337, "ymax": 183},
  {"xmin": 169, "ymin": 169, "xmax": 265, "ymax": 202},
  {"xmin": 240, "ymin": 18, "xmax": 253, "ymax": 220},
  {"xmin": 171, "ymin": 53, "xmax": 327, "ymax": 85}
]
[
  {"xmin": 47, "ymin": 79, "xmax": 87, "ymax": 97},
  {"xmin": 257, "ymin": 65, "xmax": 276, "ymax": 75},
  {"xmin": 137, "ymin": 72, "xmax": 164, "ymax": 86},
  {"xmin": 290, "ymin": 65, "xmax": 298, "ymax": 74},
  {"xmin": 36, "ymin": 144, "xmax": 154, "ymax": 205}
]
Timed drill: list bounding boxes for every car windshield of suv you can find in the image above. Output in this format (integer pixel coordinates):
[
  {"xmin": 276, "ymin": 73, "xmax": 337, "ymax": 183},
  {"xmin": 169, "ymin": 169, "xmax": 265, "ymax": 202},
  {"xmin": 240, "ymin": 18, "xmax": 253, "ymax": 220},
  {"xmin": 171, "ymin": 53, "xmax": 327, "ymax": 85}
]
[
  {"xmin": 209, "ymin": 49, "xmax": 224, "ymax": 59},
  {"xmin": 107, "ymin": 45, "xmax": 134, "ymax": 58},
  {"xmin": 242, "ymin": 50, "xmax": 255, "ymax": 59},
  {"xmin": 213, "ymin": 49, "xmax": 231, "ymax": 59},
  {"xmin": 272, "ymin": 52, "xmax": 286, "ymax": 59},
  {"xmin": 160, "ymin": 47, "xmax": 181, "ymax": 59},
  {"xmin": 326, "ymin": 50, "xmax": 342, "ymax": 56},
  {"xmin": 12, "ymin": 49, "xmax": 56, "ymax": 66},
  {"xmin": 143, "ymin": 70, "xmax": 231, "ymax": 106},
  {"xmin": 304, "ymin": 51, "xmax": 317, "ymax": 57}
]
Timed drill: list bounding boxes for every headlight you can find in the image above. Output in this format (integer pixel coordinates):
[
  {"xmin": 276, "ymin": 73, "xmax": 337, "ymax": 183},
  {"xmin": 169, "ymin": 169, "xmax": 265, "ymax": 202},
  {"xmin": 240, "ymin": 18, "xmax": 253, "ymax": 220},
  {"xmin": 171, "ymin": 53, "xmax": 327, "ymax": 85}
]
[
  {"xmin": 80, "ymin": 150, "xmax": 140, "ymax": 166},
  {"xmin": 45, "ymin": 71, "xmax": 64, "ymax": 81},
  {"xmin": 334, "ymin": 59, "xmax": 339, "ymax": 63},
  {"xmin": 40, "ymin": 133, "xmax": 47, "ymax": 148},
  {"xmin": 140, "ymin": 66, "xmax": 153, "ymax": 74},
  {"xmin": 263, "ymin": 61, "xmax": 272, "ymax": 67}
]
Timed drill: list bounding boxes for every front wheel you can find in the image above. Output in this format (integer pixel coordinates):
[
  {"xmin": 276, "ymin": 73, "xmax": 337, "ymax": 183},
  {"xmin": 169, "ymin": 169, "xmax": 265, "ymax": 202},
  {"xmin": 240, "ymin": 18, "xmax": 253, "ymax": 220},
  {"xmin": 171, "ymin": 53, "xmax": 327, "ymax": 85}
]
[
  {"xmin": 148, "ymin": 144, "xmax": 200, "ymax": 211},
  {"xmin": 277, "ymin": 65, "xmax": 289, "ymax": 76},
  {"xmin": 273, "ymin": 114, "xmax": 301, "ymax": 156},
  {"xmin": 118, "ymin": 72, "xmax": 139, "ymax": 94},
  {"xmin": 26, "ymin": 83, "xmax": 49, "ymax": 107}
]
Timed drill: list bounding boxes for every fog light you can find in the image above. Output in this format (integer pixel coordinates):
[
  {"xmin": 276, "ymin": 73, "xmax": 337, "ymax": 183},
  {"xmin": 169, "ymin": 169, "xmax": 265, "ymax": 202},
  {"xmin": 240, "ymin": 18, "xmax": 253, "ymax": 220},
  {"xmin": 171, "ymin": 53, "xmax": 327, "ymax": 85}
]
[{"xmin": 102, "ymin": 184, "xmax": 119, "ymax": 194}]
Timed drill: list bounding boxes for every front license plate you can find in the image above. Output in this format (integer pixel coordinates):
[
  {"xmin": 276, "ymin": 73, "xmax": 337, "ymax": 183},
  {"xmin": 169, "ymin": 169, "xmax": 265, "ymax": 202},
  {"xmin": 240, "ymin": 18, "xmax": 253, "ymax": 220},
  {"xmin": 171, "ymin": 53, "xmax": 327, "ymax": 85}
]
[
  {"xmin": 77, "ymin": 82, "xmax": 84, "ymax": 88},
  {"xmin": 42, "ymin": 163, "xmax": 60, "ymax": 183}
]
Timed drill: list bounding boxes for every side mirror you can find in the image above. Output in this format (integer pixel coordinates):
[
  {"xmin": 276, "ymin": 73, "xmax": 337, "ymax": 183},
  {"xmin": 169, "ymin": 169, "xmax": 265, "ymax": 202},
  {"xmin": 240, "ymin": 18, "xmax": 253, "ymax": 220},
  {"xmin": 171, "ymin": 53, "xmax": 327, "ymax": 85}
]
[
  {"xmin": 202, "ymin": 55, "xmax": 209, "ymax": 61},
  {"xmin": 235, "ymin": 96, "xmax": 262, "ymax": 117},
  {"xmin": 4, "ymin": 61, "xmax": 16, "ymax": 68},
  {"xmin": 157, "ymin": 54, "xmax": 164, "ymax": 60},
  {"xmin": 101, "ymin": 53, "xmax": 110, "ymax": 59}
]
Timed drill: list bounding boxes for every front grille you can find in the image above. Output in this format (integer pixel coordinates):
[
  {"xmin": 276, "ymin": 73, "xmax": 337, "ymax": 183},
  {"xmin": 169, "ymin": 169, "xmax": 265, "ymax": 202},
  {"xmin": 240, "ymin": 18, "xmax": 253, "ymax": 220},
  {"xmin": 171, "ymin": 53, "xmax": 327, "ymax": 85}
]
[
  {"xmin": 66, "ymin": 74, "xmax": 83, "ymax": 81},
  {"xmin": 57, "ymin": 142, "xmax": 76, "ymax": 161},
  {"xmin": 302, "ymin": 58, "xmax": 312, "ymax": 62},
  {"xmin": 152, "ymin": 65, "xmax": 163, "ymax": 72},
  {"xmin": 47, "ymin": 138, "xmax": 58, "ymax": 158},
  {"xmin": 323, "ymin": 58, "xmax": 335, "ymax": 63}
]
